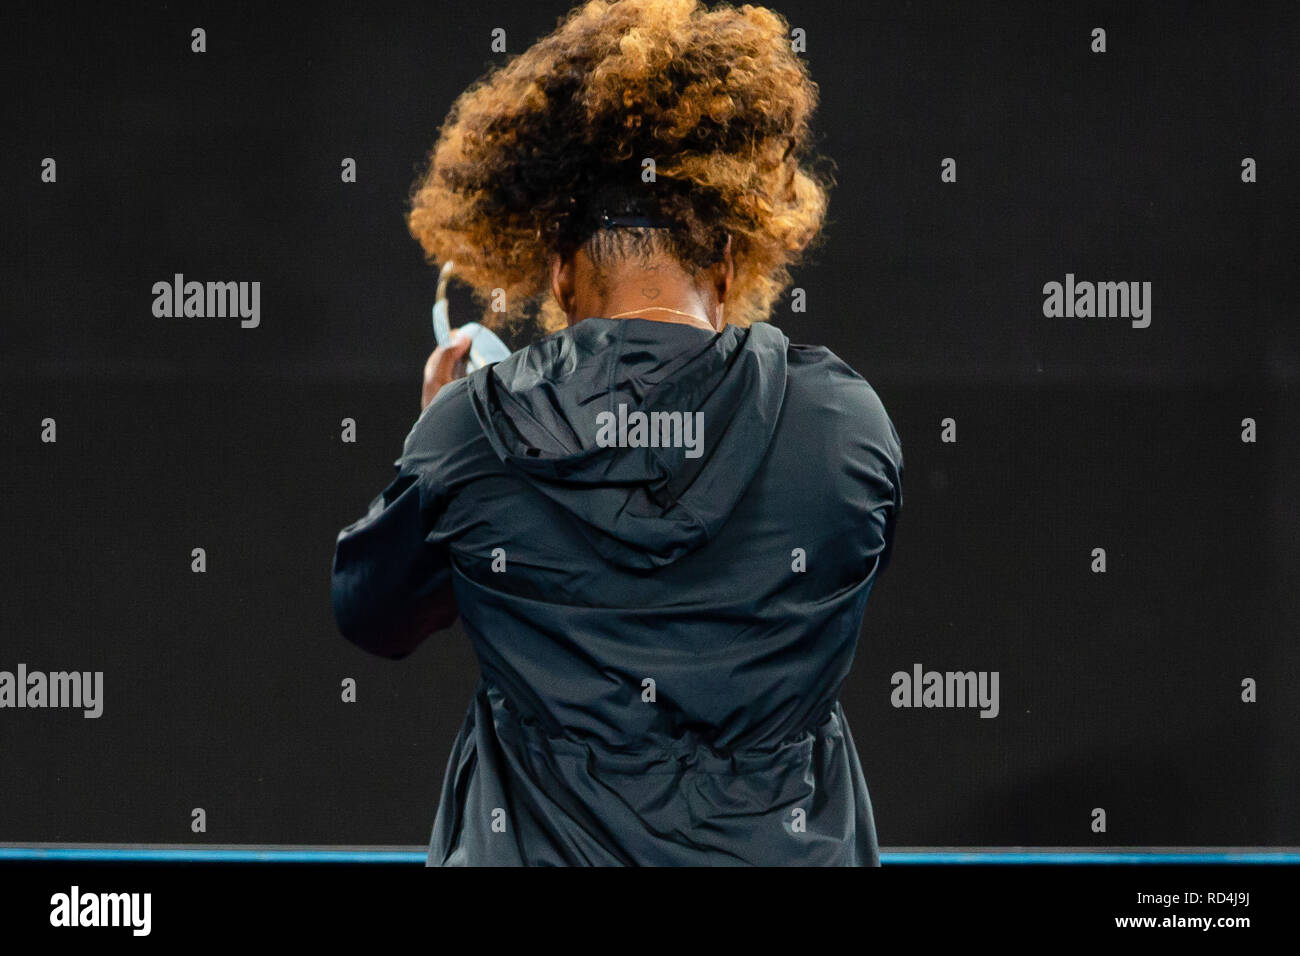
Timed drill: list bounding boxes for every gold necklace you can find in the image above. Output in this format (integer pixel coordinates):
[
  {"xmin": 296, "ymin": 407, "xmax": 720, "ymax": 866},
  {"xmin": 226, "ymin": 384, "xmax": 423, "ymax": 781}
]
[{"xmin": 607, "ymin": 305, "xmax": 715, "ymax": 329}]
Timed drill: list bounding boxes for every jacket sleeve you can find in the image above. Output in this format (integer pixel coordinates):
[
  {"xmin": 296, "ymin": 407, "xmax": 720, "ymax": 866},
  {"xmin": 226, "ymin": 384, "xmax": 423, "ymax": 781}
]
[
  {"xmin": 842, "ymin": 378, "xmax": 903, "ymax": 582},
  {"xmin": 330, "ymin": 459, "xmax": 458, "ymax": 659},
  {"xmin": 875, "ymin": 415, "xmax": 903, "ymax": 577}
]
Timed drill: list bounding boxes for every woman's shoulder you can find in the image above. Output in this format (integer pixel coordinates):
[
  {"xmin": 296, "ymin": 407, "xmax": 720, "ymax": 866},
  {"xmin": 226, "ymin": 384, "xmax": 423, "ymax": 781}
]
[
  {"xmin": 780, "ymin": 338, "xmax": 902, "ymax": 466},
  {"xmin": 785, "ymin": 340, "xmax": 891, "ymax": 412},
  {"xmin": 397, "ymin": 375, "xmax": 491, "ymax": 477}
]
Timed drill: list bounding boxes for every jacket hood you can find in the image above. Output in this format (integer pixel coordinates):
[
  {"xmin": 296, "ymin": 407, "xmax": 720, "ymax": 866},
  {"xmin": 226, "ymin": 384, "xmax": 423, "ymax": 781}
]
[{"xmin": 468, "ymin": 317, "xmax": 789, "ymax": 570}]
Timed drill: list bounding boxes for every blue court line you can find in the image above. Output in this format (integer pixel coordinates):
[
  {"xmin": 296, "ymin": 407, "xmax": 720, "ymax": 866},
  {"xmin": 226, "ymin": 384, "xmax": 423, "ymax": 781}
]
[
  {"xmin": 882, "ymin": 852, "xmax": 1300, "ymax": 865},
  {"xmin": 1, "ymin": 847, "xmax": 1297, "ymax": 863},
  {"xmin": 0, "ymin": 848, "xmax": 427, "ymax": 863}
]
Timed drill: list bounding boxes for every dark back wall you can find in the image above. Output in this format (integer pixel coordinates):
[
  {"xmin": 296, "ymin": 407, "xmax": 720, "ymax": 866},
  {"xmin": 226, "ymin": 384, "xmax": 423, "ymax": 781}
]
[{"xmin": 2, "ymin": 0, "xmax": 1296, "ymax": 847}]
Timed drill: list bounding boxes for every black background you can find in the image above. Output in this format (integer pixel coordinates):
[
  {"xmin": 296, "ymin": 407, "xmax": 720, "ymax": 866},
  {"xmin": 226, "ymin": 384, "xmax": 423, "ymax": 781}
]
[{"xmin": 1, "ymin": 0, "xmax": 1297, "ymax": 847}]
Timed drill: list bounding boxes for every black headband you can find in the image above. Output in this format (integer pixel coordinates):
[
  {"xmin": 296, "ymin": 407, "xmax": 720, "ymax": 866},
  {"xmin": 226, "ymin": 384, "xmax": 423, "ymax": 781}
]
[{"xmin": 599, "ymin": 211, "xmax": 676, "ymax": 230}]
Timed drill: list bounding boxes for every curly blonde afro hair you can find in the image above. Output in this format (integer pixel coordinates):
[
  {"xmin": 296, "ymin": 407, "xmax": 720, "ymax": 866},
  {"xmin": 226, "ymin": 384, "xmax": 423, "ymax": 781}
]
[{"xmin": 407, "ymin": 0, "xmax": 830, "ymax": 333}]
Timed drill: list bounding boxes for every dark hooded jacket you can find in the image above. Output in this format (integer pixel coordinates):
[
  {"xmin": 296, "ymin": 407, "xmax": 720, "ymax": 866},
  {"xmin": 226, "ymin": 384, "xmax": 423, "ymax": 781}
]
[{"xmin": 331, "ymin": 317, "xmax": 902, "ymax": 866}]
